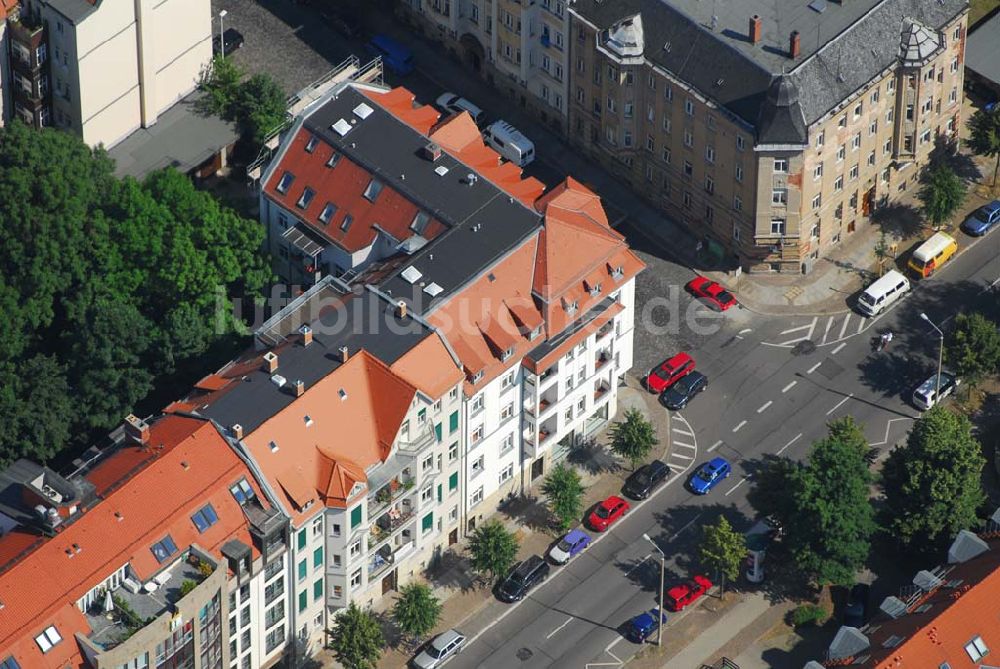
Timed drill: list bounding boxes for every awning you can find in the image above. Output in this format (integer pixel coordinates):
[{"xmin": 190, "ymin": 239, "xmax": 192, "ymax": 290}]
[{"xmin": 282, "ymin": 224, "xmax": 327, "ymax": 258}]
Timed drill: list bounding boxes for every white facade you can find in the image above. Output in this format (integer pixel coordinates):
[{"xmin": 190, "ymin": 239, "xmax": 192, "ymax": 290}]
[{"xmin": 227, "ymin": 553, "xmax": 289, "ymax": 669}]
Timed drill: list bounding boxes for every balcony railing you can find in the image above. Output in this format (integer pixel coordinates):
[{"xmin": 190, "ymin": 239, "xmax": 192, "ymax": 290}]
[
  {"xmin": 368, "ymin": 475, "xmax": 415, "ymax": 518},
  {"xmin": 369, "ymin": 504, "xmax": 415, "ymax": 550}
]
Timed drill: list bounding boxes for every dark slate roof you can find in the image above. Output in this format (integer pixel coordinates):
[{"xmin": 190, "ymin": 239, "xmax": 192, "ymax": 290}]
[
  {"xmin": 302, "ymin": 86, "xmax": 543, "ymax": 310},
  {"xmin": 757, "ymin": 76, "xmax": 808, "ymax": 145},
  {"xmin": 573, "ymin": 0, "xmax": 967, "ymax": 130},
  {"xmin": 966, "ymin": 10, "xmax": 1000, "ymax": 85}
]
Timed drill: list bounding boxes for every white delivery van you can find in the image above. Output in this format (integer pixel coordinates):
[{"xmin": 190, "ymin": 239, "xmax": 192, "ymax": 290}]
[
  {"xmin": 856, "ymin": 269, "xmax": 910, "ymax": 316},
  {"xmin": 483, "ymin": 120, "xmax": 536, "ymax": 166}
]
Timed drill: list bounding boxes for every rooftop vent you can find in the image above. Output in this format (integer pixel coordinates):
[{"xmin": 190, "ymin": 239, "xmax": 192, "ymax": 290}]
[
  {"xmin": 880, "ymin": 596, "xmax": 908, "ymax": 619},
  {"xmin": 466, "ymin": 173, "xmax": 478, "ymax": 185},
  {"xmin": 423, "ymin": 142, "xmax": 442, "ymax": 161},
  {"xmin": 339, "ymin": 346, "xmax": 350, "ymax": 363},
  {"xmin": 434, "ymin": 165, "xmax": 450, "ymax": 176},
  {"xmin": 353, "ymin": 102, "xmax": 374, "ymax": 120},
  {"xmin": 401, "ymin": 266, "xmax": 424, "ymax": 284},
  {"xmin": 270, "ymin": 374, "xmax": 287, "ymax": 388},
  {"xmin": 338, "ymin": 389, "xmax": 348, "ymax": 401},
  {"xmin": 424, "ymin": 282, "xmax": 443, "ymax": 297},
  {"xmin": 269, "ymin": 441, "xmax": 279, "ymax": 453},
  {"xmin": 332, "ymin": 119, "xmax": 352, "ymax": 136}
]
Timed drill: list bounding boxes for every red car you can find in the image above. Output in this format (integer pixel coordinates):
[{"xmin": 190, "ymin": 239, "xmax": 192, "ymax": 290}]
[
  {"xmin": 587, "ymin": 495, "xmax": 630, "ymax": 532},
  {"xmin": 645, "ymin": 352, "xmax": 695, "ymax": 393},
  {"xmin": 687, "ymin": 277, "xmax": 737, "ymax": 311},
  {"xmin": 665, "ymin": 574, "xmax": 713, "ymax": 611}
]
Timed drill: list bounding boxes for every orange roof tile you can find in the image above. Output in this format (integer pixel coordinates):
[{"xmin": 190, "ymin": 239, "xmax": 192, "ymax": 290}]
[
  {"xmin": 526, "ymin": 302, "xmax": 624, "ymax": 375},
  {"xmin": 389, "ymin": 332, "xmax": 463, "ymax": 399}
]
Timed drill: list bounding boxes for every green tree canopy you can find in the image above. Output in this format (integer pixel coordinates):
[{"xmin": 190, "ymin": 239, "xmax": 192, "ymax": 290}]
[
  {"xmin": 198, "ymin": 55, "xmax": 244, "ymax": 118},
  {"xmin": 881, "ymin": 406, "xmax": 986, "ymax": 555},
  {"xmin": 0, "ymin": 123, "xmax": 269, "ymax": 466},
  {"xmin": 945, "ymin": 312, "xmax": 1000, "ymax": 385},
  {"xmin": 609, "ymin": 408, "xmax": 657, "ymax": 471},
  {"xmin": 784, "ymin": 417, "xmax": 876, "ymax": 585},
  {"xmin": 236, "ymin": 73, "xmax": 289, "ymax": 147},
  {"xmin": 392, "ymin": 582, "xmax": 442, "ymax": 642},
  {"xmin": 541, "ymin": 463, "xmax": 585, "ymax": 531},
  {"xmin": 467, "ymin": 519, "xmax": 519, "ymax": 584},
  {"xmin": 918, "ymin": 164, "xmax": 967, "ymax": 228},
  {"xmin": 967, "ymin": 106, "xmax": 1000, "ymax": 186},
  {"xmin": 699, "ymin": 516, "xmax": 746, "ymax": 595},
  {"xmin": 329, "ymin": 602, "xmax": 385, "ymax": 669}
]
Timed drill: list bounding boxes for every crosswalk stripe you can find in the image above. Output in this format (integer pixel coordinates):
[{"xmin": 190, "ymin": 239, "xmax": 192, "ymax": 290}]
[
  {"xmin": 856, "ymin": 316, "xmax": 867, "ymax": 334},
  {"xmin": 670, "ymin": 452, "xmax": 695, "ymax": 461},
  {"xmin": 672, "ymin": 428, "xmax": 694, "ymax": 437},
  {"xmin": 671, "ymin": 441, "xmax": 695, "ymax": 450},
  {"xmin": 838, "ymin": 314, "xmax": 851, "ymax": 339},
  {"xmin": 821, "ymin": 317, "xmax": 833, "ymax": 344}
]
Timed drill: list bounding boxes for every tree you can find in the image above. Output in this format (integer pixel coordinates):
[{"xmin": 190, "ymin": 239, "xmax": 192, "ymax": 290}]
[
  {"xmin": 235, "ymin": 73, "xmax": 288, "ymax": 147},
  {"xmin": 392, "ymin": 583, "xmax": 442, "ymax": 643},
  {"xmin": 968, "ymin": 106, "xmax": 1000, "ymax": 187},
  {"xmin": 881, "ymin": 406, "xmax": 986, "ymax": 555},
  {"xmin": 747, "ymin": 456, "xmax": 800, "ymax": 528},
  {"xmin": 784, "ymin": 418, "xmax": 876, "ymax": 585},
  {"xmin": 198, "ymin": 55, "xmax": 244, "ymax": 118},
  {"xmin": 609, "ymin": 408, "xmax": 657, "ymax": 471},
  {"xmin": 541, "ymin": 463, "xmax": 585, "ymax": 531},
  {"xmin": 467, "ymin": 519, "xmax": 518, "ymax": 584},
  {"xmin": 699, "ymin": 516, "xmax": 746, "ymax": 596},
  {"xmin": 946, "ymin": 312, "xmax": 1000, "ymax": 386},
  {"xmin": 873, "ymin": 231, "xmax": 892, "ymax": 277},
  {"xmin": 329, "ymin": 602, "xmax": 384, "ymax": 669},
  {"xmin": 918, "ymin": 164, "xmax": 967, "ymax": 228}
]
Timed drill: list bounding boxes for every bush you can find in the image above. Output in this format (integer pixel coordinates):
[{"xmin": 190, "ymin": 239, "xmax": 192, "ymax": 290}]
[
  {"xmin": 179, "ymin": 579, "xmax": 198, "ymax": 597},
  {"xmin": 789, "ymin": 604, "xmax": 828, "ymax": 627}
]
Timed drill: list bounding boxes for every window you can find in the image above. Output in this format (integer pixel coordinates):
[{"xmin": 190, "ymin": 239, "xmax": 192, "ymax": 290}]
[
  {"xmin": 499, "ymin": 463, "xmax": 514, "ymax": 484},
  {"xmin": 684, "ymin": 98, "xmax": 694, "ymax": 116},
  {"xmin": 471, "ymin": 393, "xmax": 484, "ymax": 413},
  {"xmin": 662, "ymin": 147, "xmax": 671, "ymax": 164},
  {"xmin": 770, "ymin": 219, "xmax": 786, "ymax": 235},
  {"xmin": 868, "ymin": 150, "xmax": 876, "ymax": 166},
  {"xmin": 265, "ymin": 624, "xmax": 286, "ymax": 653},
  {"xmin": 350, "ymin": 569, "xmax": 362, "ymax": 587},
  {"xmin": 350, "ymin": 505, "xmax": 362, "ymax": 529},
  {"xmin": 623, "ymin": 101, "xmax": 633, "ymax": 119},
  {"xmin": 448, "ymin": 441, "xmax": 458, "ymax": 461},
  {"xmin": 312, "ymin": 516, "xmax": 322, "ymax": 536},
  {"xmin": 683, "ymin": 160, "xmax": 693, "ymax": 177},
  {"xmin": 471, "ymin": 455, "xmax": 484, "ymax": 475},
  {"xmin": 298, "ymin": 559, "xmax": 307, "ymax": 582},
  {"xmin": 646, "ymin": 135, "xmax": 655, "ymax": 152},
  {"xmin": 318, "ymin": 202, "xmax": 337, "ymax": 225},
  {"xmin": 471, "ymin": 487, "xmax": 483, "ymax": 506},
  {"xmin": 735, "ymin": 164, "xmax": 743, "ymax": 182},
  {"xmin": 420, "ymin": 486, "xmax": 433, "ymax": 503},
  {"xmin": 151, "ymin": 535, "xmax": 178, "ymax": 563},
  {"xmin": 850, "ymin": 164, "xmax": 859, "ymax": 180},
  {"xmin": 736, "ymin": 135, "xmax": 745, "ymax": 151},
  {"xmin": 34, "ymin": 626, "xmax": 62, "ymax": 653},
  {"xmin": 953, "ymin": 26, "xmax": 961, "ymax": 40},
  {"xmin": 853, "ymin": 102, "xmax": 862, "ymax": 118},
  {"xmin": 886, "ymin": 108, "xmax": 894, "ymax": 123},
  {"xmin": 704, "ymin": 176, "xmax": 714, "ymax": 194},
  {"xmin": 835, "ymin": 145, "xmax": 845, "ymax": 162},
  {"xmin": 683, "ymin": 129, "xmax": 693, "ymax": 147},
  {"xmin": 410, "ymin": 211, "xmax": 430, "ymax": 235},
  {"xmin": 883, "ymin": 139, "xmax": 892, "ymax": 154},
  {"xmin": 920, "ymin": 128, "xmax": 932, "ymax": 144},
  {"xmin": 662, "ymin": 117, "xmax": 671, "ymax": 133},
  {"xmin": 683, "ymin": 191, "xmax": 692, "ymax": 208},
  {"xmin": 733, "ymin": 195, "xmax": 743, "ymax": 211},
  {"xmin": 813, "ymin": 163, "xmax": 823, "ymax": 180},
  {"xmin": 313, "ymin": 546, "xmax": 323, "ymax": 569},
  {"xmin": 606, "ymin": 96, "xmax": 615, "ymax": 113},
  {"xmin": 772, "ymin": 188, "xmax": 787, "ymax": 205},
  {"xmin": 834, "ymin": 175, "xmax": 844, "ymax": 192},
  {"xmin": 950, "ymin": 56, "xmax": 959, "ymax": 73},
  {"xmin": 852, "ymin": 133, "xmax": 861, "ymax": 150},
  {"xmin": 363, "ymin": 179, "xmax": 383, "ymax": 202},
  {"xmin": 296, "ymin": 187, "xmax": 315, "ymax": 210},
  {"xmin": 305, "ymin": 135, "xmax": 319, "ymax": 153},
  {"xmin": 422, "ymin": 512, "xmax": 434, "ymax": 534},
  {"xmin": 340, "ymin": 214, "xmax": 353, "ymax": 232},
  {"xmin": 623, "ymin": 130, "xmax": 633, "ymax": 147},
  {"xmin": 838, "ymin": 115, "xmax": 847, "ymax": 128},
  {"xmin": 297, "ymin": 528, "xmax": 307, "ymax": 550},
  {"xmin": 815, "ymin": 130, "xmax": 824, "ymax": 148},
  {"xmin": 449, "ymin": 472, "xmax": 459, "ymax": 491},
  {"xmin": 500, "ymin": 432, "xmax": 514, "ymax": 454},
  {"xmin": 773, "ymin": 158, "xmax": 788, "ymax": 173},
  {"xmin": 965, "ymin": 636, "xmax": 989, "ymax": 662},
  {"xmin": 705, "ymin": 205, "xmax": 714, "ymax": 222},
  {"xmin": 190, "ymin": 504, "xmax": 219, "ymax": 533},
  {"xmin": 869, "ymin": 120, "xmax": 878, "ymax": 136},
  {"xmin": 276, "ymin": 171, "xmax": 295, "ymax": 194},
  {"xmin": 471, "ymin": 424, "xmax": 484, "ymax": 443},
  {"xmin": 349, "ymin": 540, "xmax": 361, "ymax": 558},
  {"xmin": 871, "ymin": 89, "xmax": 880, "ymax": 105},
  {"xmin": 326, "ymin": 152, "xmax": 341, "ymax": 167},
  {"xmin": 732, "ymin": 223, "xmax": 741, "ymax": 240},
  {"xmin": 811, "ymin": 194, "xmax": 822, "ymax": 210},
  {"xmin": 500, "ymin": 402, "xmax": 514, "ymax": 421},
  {"xmin": 313, "ymin": 579, "xmax": 323, "ymax": 601}
]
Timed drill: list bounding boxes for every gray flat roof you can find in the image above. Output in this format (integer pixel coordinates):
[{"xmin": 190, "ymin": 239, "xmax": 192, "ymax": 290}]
[
  {"xmin": 302, "ymin": 86, "xmax": 543, "ymax": 311},
  {"xmin": 966, "ymin": 11, "xmax": 1000, "ymax": 85}
]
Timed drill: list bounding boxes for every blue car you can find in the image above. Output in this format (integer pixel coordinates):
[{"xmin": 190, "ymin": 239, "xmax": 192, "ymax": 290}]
[
  {"xmin": 548, "ymin": 529, "xmax": 591, "ymax": 564},
  {"xmin": 961, "ymin": 200, "xmax": 1000, "ymax": 236},
  {"xmin": 689, "ymin": 457, "xmax": 731, "ymax": 494},
  {"xmin": 627, "ymin": 608, "xmax": 667, "ymax": 643}
]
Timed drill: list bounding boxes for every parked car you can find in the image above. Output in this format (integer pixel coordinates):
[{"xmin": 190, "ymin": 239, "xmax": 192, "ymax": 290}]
[
  {"xmin": 587, "ymin": 495, "xmax": 630, "ymax": 532},
  {"xmin": 435, "ymin": 93, "xmax": 485, "ymax": 125},
  {"xmin": 686, "ymin": 277, "xmax": 738, "ymax": 311},
  {"xmin": 688, "ymin": 457, "xmax": 731, "ymax": 495},
  {"xmin": 843, "ymin": 583, "xmax": 871, "ymax": 627},
  {"xmin": 623, "ymin": 460, "xmax": 670, "ymax": 500},
  {"xmin": 912, "ymin": 371, "xmax": 960, "ymax": 410},
  {"xmin": 410, "ymin": 629, "xmax": 466, "ymax": 669},
  {"xmin": 626, "ymin": 608, "xmax": 667, "ymax": 643},
  {"xmin": 321, "ymin": 10, "xmax": 362, "ymax": 38},
  {"xmin": 660, "ymin": 370, "xmax": 708, "ymax": 410},
  {"xmin": 664, "ymin": 575, "xmax": 712, "ymax": 611},
  {"xmin": 548, "ymin": 529, "xmax": 591, "ymax": 564},
  {"xmin": 212, "ymin": 28, "xmax": 244, "ymax": 56},
  {"xmin": 645, "ymin": 352, "xmax": 695, "ymax": 393},
  {"xmin": 497, "ymin": 555, "xmax": 549, "ymax": 602},
  {"xmin": 961, "ymin": 200, "xmax": 1000, "ymax": 236}
]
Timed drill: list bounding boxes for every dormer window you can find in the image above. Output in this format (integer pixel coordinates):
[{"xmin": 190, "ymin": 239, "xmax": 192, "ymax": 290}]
[
  {"xmin": 326, "ymin": 152, "xmax": 341, "ymax": 167},
  {"xmin": 319, "ymin": 202, "xmax": 337, "ymax": 224},
  {"xmin": 589, "ymin": 282, "xmax": 602, "ymax": 296},
  {"xmin": 611, "ymin": 265, "xmax": 624, "ymax": 279},
  {"xmin": 340, "ymin": 214, "xmax": 354, "ymax": 232},
  {"xmin": 305, "ymin": 135, "xmax": 319, "ymax": 153},
  {"xmin": 229, "ymin": 477, "xmax": 255, "ymax": 504},
  {"xmin": 471, "ymin": 370, "xmax": 484, "ymax": 384},
  {"xmin": 150, "ymin": 534, "xmax": 178, "ymax": 563},
  {"xmin": 363, "ymin": 179, "xmax": 384, "ymax": 202},
  {"xmin": 34, "ymin": 626, "xmax": 62, "ymax": 653},
  {"xmin": 191, "ymin": 503, "xmax": 219, "ymax": 533},
  {"xmin": 276, "ymin": 171, "xmax": 295, "ymax": 194},
  {"xmin": 529, "ymin": 325, "xmax": 542, "ymax": 341},
  {"xmin": 410, "ymin": 211, "xmax": 430, "ymax": 234},
  {"xmin": 297, "ymin": 187, "xmax": 315, "ymax": 210},
  {"xmin": 565, "ymin": 300, "xmax": 579, "ymax": 315}
]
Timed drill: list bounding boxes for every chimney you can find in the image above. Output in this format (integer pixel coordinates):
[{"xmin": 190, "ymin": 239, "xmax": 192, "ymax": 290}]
[
  {"xmin": 262, "ymin": 351, "xmax": 278, "ymax": 373},
  {"xmin": 294, "ymin": 379, "xmax": 305, "ymax": 397},
  {"xmin": 789, "ymin": 30, "xmax": 801, "ymax": 58},
  {"xmin": 749, "ymin": 15, "xmax": 762, "ymax": 44},
  {"xmin": 231, "ymin": 423, "xmax": 244, "ymax": 440},
  {"xmin": 299, "ymin": 325, "xmax": 313, "ymax": 347},
  {"xmin": 124, "ymin": 414, "xmax": 150, "ymax": 445},
  {"xmin": 422, "ymin": 142, "xmax": 442, "ymax": 161},
  {"xmin": 339, "ymin": 346, "xmax": 350, "ymax": 363},
  {"xmin": 395, "ymin": 300, "xmax": 407, "ymax": 319}
]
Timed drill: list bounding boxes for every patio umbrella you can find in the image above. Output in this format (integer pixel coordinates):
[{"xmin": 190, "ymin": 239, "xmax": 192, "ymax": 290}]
[{"xmin": 103, "ymin": 590, "xmax": 114, "ymax": 613}]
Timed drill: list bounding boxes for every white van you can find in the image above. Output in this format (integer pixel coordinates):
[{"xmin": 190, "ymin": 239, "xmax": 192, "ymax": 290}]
[
  {"xmin": 912, "ymin": 372, "xmax": 960, "ymax": 410},
  {"xmin": 483, "ymin": 121, "xmax": 535, "ymax": 166},
  {"xmin": 856, "ymin": 269, "xmax": 910, "ymax": 316}
]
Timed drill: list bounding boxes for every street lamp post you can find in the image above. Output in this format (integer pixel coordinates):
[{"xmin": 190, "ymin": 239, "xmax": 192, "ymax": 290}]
[
  {"xmin": 642, "ymin": 533, "xmax": 666, "ymax": 647},
  {"xmin": 218, "ymin": 10, "xmax": 228, "ymax": 58},
  {"xmin": 920, "ymin": 312, "xmax": 945, "ymax": 402}
]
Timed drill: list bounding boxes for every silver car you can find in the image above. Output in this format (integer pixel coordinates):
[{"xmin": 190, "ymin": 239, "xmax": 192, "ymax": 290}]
[{"xmin": 410, "ymin": 629, "xmax": 467, "ymax": 669}]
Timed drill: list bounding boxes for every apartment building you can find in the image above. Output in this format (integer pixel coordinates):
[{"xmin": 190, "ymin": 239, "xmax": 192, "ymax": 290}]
[
  {"xmin": 0, "ymin": 413, "xmax": 291, "ymax": 669},
  {"xmin": 395, "ymin": 0, "xmax": 570, "ymax": 131},
  {"xmin": 6, "ymin": 0, "xmax": 211, "ymax": 146},
  {"xmin": 566, "ymin": 0, "xmax": 967, "ymax": 273}
]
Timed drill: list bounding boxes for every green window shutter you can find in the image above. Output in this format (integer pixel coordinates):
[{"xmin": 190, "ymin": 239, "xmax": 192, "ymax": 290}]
[
  {"xmin": 313, "ymin": 546, "xmax": 323, "ymax": 568},
  {"xmin": 350, "ymin": 505, "xmax": 362, "ymax": 529},
  {"xmin": 297, "ymin": 529, "xmax": 306, "ymax": 550},
  {"xmin": 449, "ymin": 411, "xmax": 459, "ymax": 433},
  {"xmin": 422, "ymin": 512, "xmax": 433, "ymax": 532},
  {"xmin": 418, "ymin": 408, "xmax": 426, "ymax": 423},
  {"xmin": 298, "ymin": 559, "xmax": 306, "ymax": 581},
  {"xmin": 313, "ymin": 578, "xmax": 323, "ymax": 601},
  {"xmin": 437, "ymin": 484, "xmax": 442, "ymax": 503},
  {"xmin": 449, "ymin": 472, "xmax": 458, "ymax": 491},
  {"xmin": 435, "ymin": 423, "xmax": 442, "ymax": 442},
  {"xmin": 298, "ymin": 590, "xmax": 307, "ymax": 612}
]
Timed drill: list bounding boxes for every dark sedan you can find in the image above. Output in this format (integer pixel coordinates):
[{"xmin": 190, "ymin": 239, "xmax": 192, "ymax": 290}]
[
  {"xmin": 212, "ymin": 28, "xmax": 244, "ymax": 56},
  {"xmin": 660, "ymin": 371, "xmax": 708, "ymax": 410}
]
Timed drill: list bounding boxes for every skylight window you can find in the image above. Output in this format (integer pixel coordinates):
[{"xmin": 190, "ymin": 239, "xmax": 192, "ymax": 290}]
[
  {"xmin": 401, "ymin": 266, "xmax": 423, "ymax": 284},
  {"xmin": 1, "ymin": 655, "xmax": 22, "ymax": 669},
  {"xmin": 305, "ymin": 135, "xmax": 319, "ymax": 153},
  {"xmin": 297, "ymin": 187, "xmax": 315, "ymax": 210},
  {"xmin": 34, "ymin": 626, "xmax": 62, "ymax": 653},
  {"xmin": 150, "ymin": 534, "xmax": 178, "ymax": 563},
  {"xmin": 363, "ymin": 179, "xmax": 384, "ymax": 202},
  {"xmin": 340, "ymin": 214, "xmax": 353, "ymax": 232},
  {"xmin": 191, "ymin": 504, "xmax": 219, "ymax": 533},
  {"xmin": 326, "ymin": 152, "xmax": 341, "ymax": 168},
  {"xmin": 319, "ymin": 202, "xmax": 338, "ymax": 224},
  {"xmin": 230, "ymin": 477, "xmax": 255, "ymax": 504},
  {"xmin": 966, "ymin": 636, "xmax": 989, "ymax": 662},
  {"xmin": 276, "ymin": 171, "xmax": 295, "ymax": 194},
  {"xmin": 410, "ymin": 211, "xmax": 430, "ymax": 235}
]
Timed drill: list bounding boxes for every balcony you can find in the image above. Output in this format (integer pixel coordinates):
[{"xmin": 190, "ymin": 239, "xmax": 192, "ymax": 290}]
[
  {"xmin": 594, "ymin": 380, "xmax": 611, "ymax": 402},
  {"xmin": 368, "ymin": 472, "xmax": 416, "ymax": 519},
  {"xmin": 596, "ymin": 320, "xmax": 614, "ymax": 342},
  {"xmin": 369, "ymin": 499, "xmax": 416, "ymax": 550},
  {"xmin": 595, "ymin": 350, "xmax": 612, "ymax": 371},
  {"xmin": 369, "ymin": 537, "xmax": 417, "ymax": 580},
  {"xmin": 538, "ymin": 366, "xmax": 558, "ymax": 390}
]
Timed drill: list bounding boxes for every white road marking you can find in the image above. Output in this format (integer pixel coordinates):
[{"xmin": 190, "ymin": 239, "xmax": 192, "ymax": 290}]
[
  {"xmin": 672, "ymin": 441, "xmax": 696, "ymax": 450},
  {"xmin": 724, "ymin": 477, "xmax": 748, "ymax": 496},
  {"xmin": 856, "ymin": 316, "xmax": 867, "ymax": 334},
  {"xmin": 738, "ymin": 328, "xmax": 753, "ymax": 335},
  {"xmin": 830, "ymin": 342, "xmax": 847, "ymax": 355},
  {"xmin": 670, "ymin": 512, "xmax": 705, "ymax": 541},
  {"xmin": 779, "ymin": 319, "xmax": 817, "ymax": 335},
  {"xmin": 838, "ymin": 314, "xmax": 851, "ymax": 339},
  {"xmin": 774, "ymin": 317, "xmax": 819, "ymax": 346},
  {"xmin": 667, "ymin": 463, "xmax": 687, "ymax": 473},
  {"xmin": 707, "ymin": 440, "xmax": 723, "ymax": 452},
  {"xmin": 546, "ymin": 617, "xmax": 574, "ymax": 639},
  {"xmin": 807, "ymin": 361, "xmax": 823, "ymax": 374},
  {"xmin": 672, "ymin": 427, "xmax": 695, "ymax": 437},
  {"xmin": 776, "ymin": 433, "xmax": 803, "ymax": 455},
  {"xmin": 732, "ymin": 420, "xmax": 748, "ymax": 433},
  {"xmin": 624, "ymin": 554, "xmax": 651, "ymax": 576},
  {"xmin": 757, "ymin": 401, "xmax": 773, "ymax": 413},
  {"xmin": 870, "ymin": 417, "xmax": 916, "ymax": 446},
  {"xmin": 782, "ymin": 380, "xmax": 798, "ymax": 393},
  {"xmin": 670, "ymin": 452, "xmax": 695, "ymax": 462},
  {"xmin": 606, "ymin": 637, "xmax": 624, "ymax": 653},
  {"xmin": 821, "ymin": 317, "xmax": 834, "ymax": 344},
  {"xmin": 826, "ymin": 394, "xmax": 854, "ymax": 416}
]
